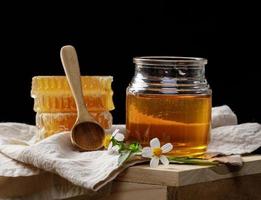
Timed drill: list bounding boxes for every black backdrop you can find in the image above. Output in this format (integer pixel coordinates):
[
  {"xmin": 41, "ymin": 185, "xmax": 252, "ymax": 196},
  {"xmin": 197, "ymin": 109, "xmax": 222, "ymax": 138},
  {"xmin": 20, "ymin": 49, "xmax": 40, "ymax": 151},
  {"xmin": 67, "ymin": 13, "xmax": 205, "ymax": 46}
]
[{"xmin": 0, "ymin": 2, "xmax": 260, "ymax": 124}]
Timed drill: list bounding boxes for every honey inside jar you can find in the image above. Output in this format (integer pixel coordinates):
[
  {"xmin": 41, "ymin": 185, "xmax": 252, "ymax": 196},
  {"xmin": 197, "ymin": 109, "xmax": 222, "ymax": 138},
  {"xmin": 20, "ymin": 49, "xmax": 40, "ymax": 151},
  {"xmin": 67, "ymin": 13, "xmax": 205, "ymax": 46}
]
[{"xmin": 126, "ymin": 93, "xmax": 211, "ymax": 157}]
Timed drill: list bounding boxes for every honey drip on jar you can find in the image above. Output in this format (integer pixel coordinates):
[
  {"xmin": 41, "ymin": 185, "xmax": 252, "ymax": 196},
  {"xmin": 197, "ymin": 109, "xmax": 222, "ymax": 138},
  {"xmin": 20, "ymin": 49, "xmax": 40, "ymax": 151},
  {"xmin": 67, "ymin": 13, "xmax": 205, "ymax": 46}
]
[{"xmin": 126, "ymin": 93, "xmax": 211, "ymax": 157}]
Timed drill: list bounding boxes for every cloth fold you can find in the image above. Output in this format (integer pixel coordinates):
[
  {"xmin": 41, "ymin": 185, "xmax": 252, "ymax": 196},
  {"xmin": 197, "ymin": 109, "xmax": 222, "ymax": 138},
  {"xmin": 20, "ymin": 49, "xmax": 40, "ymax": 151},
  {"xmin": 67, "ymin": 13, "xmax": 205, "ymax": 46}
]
[
  {"xmin": 0, "ymin": 105, "xmax": 260, "ymax": 199},
  {"xmin": 0, "ymin": 126, "xmax": 143, "ymax": 192},
  {"xmin": 211, "ymin": 105, "xmax": 238, "ymax": 128},
  {"xmin": 207, "ymin": 123, "xmax": 261, "ymax": 155}
]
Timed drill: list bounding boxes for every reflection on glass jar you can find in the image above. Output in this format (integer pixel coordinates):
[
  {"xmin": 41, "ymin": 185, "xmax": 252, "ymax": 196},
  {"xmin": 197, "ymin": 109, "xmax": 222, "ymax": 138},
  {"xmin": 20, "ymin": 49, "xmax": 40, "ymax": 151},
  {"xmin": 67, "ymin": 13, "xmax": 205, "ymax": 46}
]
[{"xmin": 126, "ymin": 57, "xmax": 212, "ymax": 157}]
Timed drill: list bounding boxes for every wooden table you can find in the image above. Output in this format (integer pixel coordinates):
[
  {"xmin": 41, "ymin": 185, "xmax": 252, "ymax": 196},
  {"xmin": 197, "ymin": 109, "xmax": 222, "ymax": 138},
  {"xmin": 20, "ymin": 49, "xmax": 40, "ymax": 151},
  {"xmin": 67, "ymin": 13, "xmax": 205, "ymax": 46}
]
[
  {"xmin": 101, "ymin": 155, "xmax": 261, "ymax": 200},
  {"xmin": 1, "ymin": 155, "xmax": 261, "ymax": 199}
]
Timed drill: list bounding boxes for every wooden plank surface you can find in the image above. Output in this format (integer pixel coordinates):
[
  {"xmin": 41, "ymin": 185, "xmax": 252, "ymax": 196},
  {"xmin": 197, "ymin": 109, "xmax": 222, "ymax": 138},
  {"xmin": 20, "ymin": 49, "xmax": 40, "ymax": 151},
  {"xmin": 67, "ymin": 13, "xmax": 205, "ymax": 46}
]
[
  {"xmin": 1, "ymin": 155, "xmax": 260, "ymax": 199},
  {"xmin": 117, "ymin": 155, "xmax": 261, "ymax": 187},
  {"xmin": 72, "ymin": 174, "xmax": 261, "ymax": 200},
  {"xmin": 70, "ymin": 182, "xmax": 167, "ymax": 200},
  {"xmin": 167, "ymin": 174, "xmax": 261, "ymax": 200},
  {"xmin": 106, "ymin": 182, "xmax": 167, "ymax": 200}
]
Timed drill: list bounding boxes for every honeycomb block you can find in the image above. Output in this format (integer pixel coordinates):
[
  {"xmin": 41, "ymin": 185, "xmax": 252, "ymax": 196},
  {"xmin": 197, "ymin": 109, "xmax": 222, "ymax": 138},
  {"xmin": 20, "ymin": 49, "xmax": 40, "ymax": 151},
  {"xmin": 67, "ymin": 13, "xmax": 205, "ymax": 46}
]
[
  {"xmin": 33, "ymin": 94, "xmax": 113, "ymax": 112},
  {"xmin": 31, "ymin": 76, "xmax": 114, "ymax": 112},
  {"xmin": 36, "ymin": 111, "xmax": 112, "ymax": 138}
]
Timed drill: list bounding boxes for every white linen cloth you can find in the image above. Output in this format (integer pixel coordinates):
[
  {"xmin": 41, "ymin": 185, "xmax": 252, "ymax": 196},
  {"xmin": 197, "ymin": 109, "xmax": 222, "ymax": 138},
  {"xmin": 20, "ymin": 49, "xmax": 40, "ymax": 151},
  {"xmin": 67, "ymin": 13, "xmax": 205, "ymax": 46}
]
[
  {"xmin": 207, "ymin": 123, "xmax": 261, "ymax": 154},
  {"xmin": 211, "ymin": 105, "xmax": 238, "ymax": 128},
  {"xmin": 0, "ymin": 105, "xmax": 260, "ymax": 199},
  {"xmin": 0, "ymin": 124, "xmax": 143, "ymax": 199}
]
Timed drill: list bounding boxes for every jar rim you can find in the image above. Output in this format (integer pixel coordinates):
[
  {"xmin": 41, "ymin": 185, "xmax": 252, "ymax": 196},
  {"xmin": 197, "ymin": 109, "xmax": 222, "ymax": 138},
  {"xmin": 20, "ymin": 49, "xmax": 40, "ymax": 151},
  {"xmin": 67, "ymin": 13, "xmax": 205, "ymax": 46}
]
[{"xmin": 133, "ymin": 56, "xmax": 207, "ymax": 66}]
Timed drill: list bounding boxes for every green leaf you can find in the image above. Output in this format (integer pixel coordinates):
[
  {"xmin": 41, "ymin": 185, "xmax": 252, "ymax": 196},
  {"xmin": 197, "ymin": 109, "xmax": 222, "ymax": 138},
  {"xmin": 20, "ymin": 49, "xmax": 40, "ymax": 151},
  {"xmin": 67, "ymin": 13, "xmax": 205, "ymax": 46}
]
[
  {"xmin": 168, "ymin": 157, "xmax": 218, "ymax": 165},
  {"xmin": 128, "ymin": 142, "xmax": 141, "ymax": 153},
  {"xmin": 118, "ymin": 150, "xmax": 132, "ymax": 166}
]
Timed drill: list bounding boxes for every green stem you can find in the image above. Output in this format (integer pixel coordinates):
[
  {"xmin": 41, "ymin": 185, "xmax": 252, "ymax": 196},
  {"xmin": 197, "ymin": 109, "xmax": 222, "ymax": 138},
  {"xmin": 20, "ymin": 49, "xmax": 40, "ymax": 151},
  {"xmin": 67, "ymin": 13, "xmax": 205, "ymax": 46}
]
[{"xmin": 168, "ymin": 157, "xmax": 219, "ymax": 165}]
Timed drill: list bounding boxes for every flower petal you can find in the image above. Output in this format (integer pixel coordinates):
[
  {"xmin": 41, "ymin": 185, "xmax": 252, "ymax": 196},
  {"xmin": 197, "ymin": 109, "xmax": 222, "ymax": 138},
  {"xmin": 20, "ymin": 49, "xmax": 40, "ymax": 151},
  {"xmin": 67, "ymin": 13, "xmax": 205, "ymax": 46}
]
[
  {"xmin": 112, "ymin": 129, "xmax": 120, "ymax": 137},
  {"xmin": 150, "ymin": 138, "xmax": 160, "ymax": 148},
  {"xmin": 103, "ymin": 134, "xmax": 112, "ymax": 149},
  {"xmin": 160, "ymin": 155, "xmax": 169, "ymax": 166},
  {"xmin": 112, "ymin": 145, "xmax": 120, "ymax": 152},
  {"xmin": 150, "ymin": 157, "xmax": 160, "ymax": 168},
  {"xmin": 161, "ymin": 143, "xmax": 173, "ymax": 153},
  {"xmin": 142, "ymin": 147, "xmax": 152, "ymax": 158},
  {"xmin": 108, "ymin": 147, "xmax": 114, "ymax": 154},
  {"xmin": 108, "ymin": 145, "xmax": 120, "ymax": 155},
  {"xmin": 114, "ymin": 133, "xmax": 125, "ymax": 142},
  {"xmin": 108, "ymin": 142, "xmax": 113, "ymax": 150}
]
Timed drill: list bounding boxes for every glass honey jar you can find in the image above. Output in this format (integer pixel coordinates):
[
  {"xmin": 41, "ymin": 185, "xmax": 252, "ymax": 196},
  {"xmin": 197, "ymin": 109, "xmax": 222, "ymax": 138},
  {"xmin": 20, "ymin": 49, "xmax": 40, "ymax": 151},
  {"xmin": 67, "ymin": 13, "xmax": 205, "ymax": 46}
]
[{"xmin": 126, "ymin": 57, "xmax": 212, "ymax": 157}]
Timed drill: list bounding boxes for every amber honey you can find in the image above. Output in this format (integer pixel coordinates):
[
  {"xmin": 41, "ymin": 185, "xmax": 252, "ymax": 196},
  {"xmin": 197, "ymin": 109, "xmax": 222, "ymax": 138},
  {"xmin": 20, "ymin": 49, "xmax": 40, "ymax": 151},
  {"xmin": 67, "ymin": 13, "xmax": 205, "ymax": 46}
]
[{"xmin": 126, "ymin": 93, "xmax": 211, "ymax": 157}]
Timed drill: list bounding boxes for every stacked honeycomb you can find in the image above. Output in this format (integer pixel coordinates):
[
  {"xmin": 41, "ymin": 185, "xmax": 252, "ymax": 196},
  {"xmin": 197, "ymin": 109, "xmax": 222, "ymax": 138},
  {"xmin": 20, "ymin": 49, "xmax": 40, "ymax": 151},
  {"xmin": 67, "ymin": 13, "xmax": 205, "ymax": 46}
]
[{"xmin": 31, "ymin": 76, "xmax": 114, "ymax": 138}]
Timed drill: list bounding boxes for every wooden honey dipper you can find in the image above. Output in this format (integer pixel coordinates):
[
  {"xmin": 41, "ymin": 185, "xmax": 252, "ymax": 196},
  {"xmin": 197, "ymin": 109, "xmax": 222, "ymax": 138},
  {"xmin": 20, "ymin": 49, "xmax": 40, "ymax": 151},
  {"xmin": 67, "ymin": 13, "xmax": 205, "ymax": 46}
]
[{"xmin": 60, "ymin": 45, "xmax": 105, "ymax": 151}]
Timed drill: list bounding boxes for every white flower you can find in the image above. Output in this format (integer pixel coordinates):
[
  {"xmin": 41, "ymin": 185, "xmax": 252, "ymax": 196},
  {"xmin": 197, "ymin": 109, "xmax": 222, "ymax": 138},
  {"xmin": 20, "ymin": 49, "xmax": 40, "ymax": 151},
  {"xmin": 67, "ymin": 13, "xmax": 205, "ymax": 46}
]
[
  {"xmin": 111, "ymin": 129, "xmax": 125, "ymax": 142},
  {"xmin": 103, "ymin": 129, "xmax": 125, "ymax": 154},
  {"xmin": 108, "ymin": 145, "xmax": 120, "ymax": 155},
  {"xmin": 141, "ymin": 138, "xmax": 173, "ymax": 168}
]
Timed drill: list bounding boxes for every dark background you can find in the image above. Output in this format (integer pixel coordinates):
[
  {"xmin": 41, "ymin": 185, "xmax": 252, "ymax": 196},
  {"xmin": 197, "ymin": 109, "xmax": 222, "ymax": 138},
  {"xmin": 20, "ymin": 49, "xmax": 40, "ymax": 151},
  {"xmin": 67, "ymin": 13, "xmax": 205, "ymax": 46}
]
[{"xmin": 0, "ymin": 2, "xmax": 260, "ymax": 124}]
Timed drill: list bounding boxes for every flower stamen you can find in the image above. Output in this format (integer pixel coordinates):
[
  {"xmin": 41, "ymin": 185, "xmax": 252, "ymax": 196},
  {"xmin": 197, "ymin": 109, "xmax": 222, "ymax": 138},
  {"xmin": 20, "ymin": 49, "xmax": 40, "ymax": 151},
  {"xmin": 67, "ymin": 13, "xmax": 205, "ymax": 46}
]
[{"xmin": 153, "ymin": 147, "xmax": 162, "ymax": 157}]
